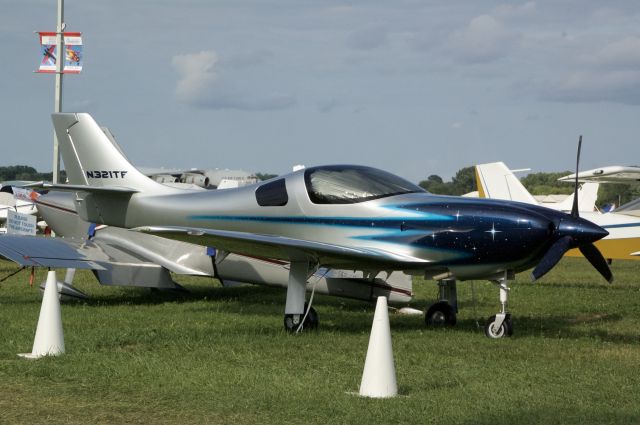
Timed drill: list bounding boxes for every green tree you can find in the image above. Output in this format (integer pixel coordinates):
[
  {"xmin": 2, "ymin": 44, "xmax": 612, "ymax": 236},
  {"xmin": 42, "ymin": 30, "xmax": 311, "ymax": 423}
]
[
  {"xmin": 255, "ymin": 172, "xmax": 278, "ymax": 181},
  {"xmin": 418, "ymin": 167, "xmax": 476, "ymax": 195},
  {"xmin": 520, "ymin": 171, "xmax": 574, "ymax": 195}
]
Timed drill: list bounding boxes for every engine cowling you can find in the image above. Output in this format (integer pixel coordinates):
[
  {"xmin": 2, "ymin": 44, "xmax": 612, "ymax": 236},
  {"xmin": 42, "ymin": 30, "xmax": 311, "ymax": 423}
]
[
  {"xmin": 180, "ymin": 173, "xmax": 210, "ymax": 188},
  {"xmin": 150, "ymin": 174, "xmax": 178, "ymax": 184}
]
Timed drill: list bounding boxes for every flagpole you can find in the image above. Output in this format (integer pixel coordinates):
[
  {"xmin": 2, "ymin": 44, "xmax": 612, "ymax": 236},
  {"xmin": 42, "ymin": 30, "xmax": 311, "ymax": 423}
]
[{"xmin": 52, "ymin": 0, "xmax": 64, "ymax": 184}]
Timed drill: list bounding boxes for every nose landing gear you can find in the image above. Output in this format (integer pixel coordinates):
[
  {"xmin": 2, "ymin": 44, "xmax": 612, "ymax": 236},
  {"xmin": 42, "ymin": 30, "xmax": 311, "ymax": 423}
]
[{"xmin": 484, "ymin": 272, "xmax": 514, "ymax": 339}]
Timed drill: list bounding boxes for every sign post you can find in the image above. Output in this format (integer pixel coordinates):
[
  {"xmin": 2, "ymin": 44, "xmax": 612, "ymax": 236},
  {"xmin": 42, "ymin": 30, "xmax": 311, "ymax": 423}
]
[{"xmin": 36, "ymin": 0, "xmax": 83, "ymax": 184}]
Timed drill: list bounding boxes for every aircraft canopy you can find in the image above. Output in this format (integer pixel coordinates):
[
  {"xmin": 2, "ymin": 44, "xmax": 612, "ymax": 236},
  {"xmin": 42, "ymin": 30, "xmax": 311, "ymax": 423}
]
[{"xmin": 304, "ymin": 165, "xmax": 424, "ymax": 204}]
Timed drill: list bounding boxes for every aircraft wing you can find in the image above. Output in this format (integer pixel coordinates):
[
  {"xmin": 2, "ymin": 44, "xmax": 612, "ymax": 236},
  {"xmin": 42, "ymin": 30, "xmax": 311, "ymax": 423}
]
[
  {"xmin": 0, "ymin": 235, "xmax": 105, "ymax": 269},
  {"xmin": 134, "ymin": 226, "xmax": 430, "ymax": 269},
  {"xmin": 559, "ymin": 166, "xmax": 640, "ymax": 184}
]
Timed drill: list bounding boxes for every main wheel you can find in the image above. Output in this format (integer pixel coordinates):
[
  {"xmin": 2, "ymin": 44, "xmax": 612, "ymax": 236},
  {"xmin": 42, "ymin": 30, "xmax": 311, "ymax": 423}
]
[
  {"xmin": 484, "ymin": 314, "xmax": 513, "ymax": 339},
  {"xmin": 284, "ymin": 303, "xmax": 319, "ymax": 333},
  {"xmin": 425, "ymin": 301, "xmax": 457, "ymax": 326}
]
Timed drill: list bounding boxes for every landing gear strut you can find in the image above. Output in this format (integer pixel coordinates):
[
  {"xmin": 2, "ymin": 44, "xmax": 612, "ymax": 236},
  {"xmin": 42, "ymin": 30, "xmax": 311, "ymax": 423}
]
[
  {"xmin": 284, "ymin": 260, "xmax": 319, "ymax": 333},
  {"xmin": 425, "ymin": 279, "xmax": 457, "ymax": 326},
  {"xmin": 484, "ymin": 271, "xmax": 514, "ymax": 339}
]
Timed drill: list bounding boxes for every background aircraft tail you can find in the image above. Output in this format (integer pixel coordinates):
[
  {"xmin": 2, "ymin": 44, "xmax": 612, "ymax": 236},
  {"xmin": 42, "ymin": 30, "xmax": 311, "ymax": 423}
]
[
  {"xmin": 476, "ymin": 161, "xmax": 599, "ymax": 213},
  {"xmin": 52, "ymin": 113, "xmax": 172, "ymax": 194},
  {"xmin": 475, "ymin": 162, "xmax": 538, "ymax": 204}
]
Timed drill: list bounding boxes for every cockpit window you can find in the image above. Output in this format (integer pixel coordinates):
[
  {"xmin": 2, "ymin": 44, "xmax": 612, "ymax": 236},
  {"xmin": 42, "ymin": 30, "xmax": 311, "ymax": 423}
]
[
  {"xmin": 304, "ymin": 165, "xmax": 425, "ymax": 204},
  {"xmin": 256, "ymin": 178, "xmax": 288, "ymax": 206}
]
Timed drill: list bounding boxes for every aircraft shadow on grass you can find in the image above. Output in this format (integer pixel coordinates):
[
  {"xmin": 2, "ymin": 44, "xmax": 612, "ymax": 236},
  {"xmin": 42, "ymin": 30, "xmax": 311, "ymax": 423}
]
[{"xmin": 50, "ymin": 282, "xmax": 636, "ymax": 343}]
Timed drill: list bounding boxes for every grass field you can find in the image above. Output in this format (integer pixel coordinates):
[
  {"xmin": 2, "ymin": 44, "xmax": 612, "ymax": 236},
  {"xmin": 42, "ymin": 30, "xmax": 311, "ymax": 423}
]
[{"xmin": 0, "ymin": 258, "xmax": 639, "ymax": 424}]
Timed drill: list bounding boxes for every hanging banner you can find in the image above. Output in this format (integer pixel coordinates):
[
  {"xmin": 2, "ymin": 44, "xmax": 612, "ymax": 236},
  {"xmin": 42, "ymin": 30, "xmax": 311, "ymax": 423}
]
[
  {"xmin": 37, "ymin": 31, "xmax": 83, "ymax": 74},
  {"xmin": 12, "ymin": 187, "xmax": 40, "ymax": 203}
]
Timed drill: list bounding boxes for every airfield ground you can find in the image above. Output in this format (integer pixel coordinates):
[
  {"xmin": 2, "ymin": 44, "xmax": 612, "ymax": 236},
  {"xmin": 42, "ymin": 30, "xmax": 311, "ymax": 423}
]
[{"xmin": 0, "ymin": 258, "xmax": 638, "ymax": 424}]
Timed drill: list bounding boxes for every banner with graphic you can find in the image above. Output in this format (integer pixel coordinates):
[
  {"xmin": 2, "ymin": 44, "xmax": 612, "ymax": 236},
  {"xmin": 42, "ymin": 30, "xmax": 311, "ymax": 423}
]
[{"xmin": 37, "ymin": 31, "xmax": 83, "ymax": 74}]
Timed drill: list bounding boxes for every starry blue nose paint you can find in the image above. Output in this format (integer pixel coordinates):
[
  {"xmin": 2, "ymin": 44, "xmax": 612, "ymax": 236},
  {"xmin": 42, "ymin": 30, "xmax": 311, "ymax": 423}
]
[{"xmin": 556, "ymin": 216, "xmax": 609, "ymax": 247}]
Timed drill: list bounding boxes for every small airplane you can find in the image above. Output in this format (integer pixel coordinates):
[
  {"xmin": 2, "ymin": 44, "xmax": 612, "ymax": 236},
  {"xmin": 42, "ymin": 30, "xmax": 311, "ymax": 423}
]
[
  {"xmin": 41, "ymin": 45, "xmax": 56, "ymax": 66},
  {"xmin": 559, "ymin": 165, "xmax": 640, "ymax": 184},
  {"xmin": 476, "ymin": 161, "xmax": 640, "ymax": 262},
  {"xmin": 0, "ymin": 185, "xmax": 39, "ymax": 232},
  {"xmin": 21, "ymin": 189, "xmax": 412, "ymax": 306},
  {"xmin": 19, "ymin": 114, "xmax": 612, "ymax": 338},
  {"xmin": 0, "ymin": 125, "xmax": 410, "ymax": 306}
]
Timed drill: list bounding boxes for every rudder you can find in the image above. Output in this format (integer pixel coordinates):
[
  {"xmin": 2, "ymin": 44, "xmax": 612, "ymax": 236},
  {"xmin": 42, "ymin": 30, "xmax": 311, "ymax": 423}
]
[{"xmin": 52, "ymin": 113, "xmax": 169, "ymax": 194}]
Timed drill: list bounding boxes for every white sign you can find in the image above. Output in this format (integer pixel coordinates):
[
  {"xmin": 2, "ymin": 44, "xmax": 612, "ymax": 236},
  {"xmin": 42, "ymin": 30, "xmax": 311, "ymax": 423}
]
[{"xmin": 7, "ymin": 210, "xmax": 37, "ymax": 236}]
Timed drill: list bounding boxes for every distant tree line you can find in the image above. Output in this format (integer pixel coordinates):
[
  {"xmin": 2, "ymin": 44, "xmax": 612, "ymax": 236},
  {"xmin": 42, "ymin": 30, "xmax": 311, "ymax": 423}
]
[
  {"xmin": 4, "ymin": 164, "xmax": 638, "ymax": 208},
  {"xmin": 0, "ymin": 165, "xmax": 66, "ymax": 182},
  {"xmin": 255, "ymin": 172, "xmax": 278, "ymax": 181}
]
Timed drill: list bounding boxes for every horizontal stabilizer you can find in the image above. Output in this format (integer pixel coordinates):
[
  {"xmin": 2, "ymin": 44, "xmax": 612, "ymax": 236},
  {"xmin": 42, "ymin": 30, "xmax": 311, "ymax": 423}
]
[
  {"xmin": 134, "ymin": 226, "xmax": 429, "ymax": 269},
  {"xmin": 24, "ymin": 182, "xmax": 138, "ymax": 194},
  {"xmin": 0, "ymin": 235, "xmax": 105, "ymax": 269}
]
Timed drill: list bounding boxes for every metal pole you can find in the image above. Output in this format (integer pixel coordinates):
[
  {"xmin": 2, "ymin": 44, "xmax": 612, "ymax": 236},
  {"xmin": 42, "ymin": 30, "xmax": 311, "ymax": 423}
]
[{"xmin": 52, "ymin": 0, "xmax": 64, "ymax": 184}]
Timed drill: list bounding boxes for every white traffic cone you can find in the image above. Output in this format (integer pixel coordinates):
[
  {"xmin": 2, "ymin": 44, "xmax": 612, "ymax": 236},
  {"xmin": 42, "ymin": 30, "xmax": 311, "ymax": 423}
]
[
  {"xmin": 19, "ymin": 270, "xmax": 65, "ymax": 359},
  {"xmin": 359, "ymin": 296, "xmax": 397, "ymax": 398}
]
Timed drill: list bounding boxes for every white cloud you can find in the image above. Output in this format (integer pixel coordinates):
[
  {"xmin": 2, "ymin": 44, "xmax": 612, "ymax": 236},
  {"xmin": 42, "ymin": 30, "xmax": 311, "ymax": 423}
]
[
  {"xmin": 172, "ymin": 50, "xmax": 295, "ymax": 111},
  {"xmin": 447, "ymin": 14, "xmax": 519, "ymax": 64},
  {"xmin": 542, "ymin": 69, "xmax": 640, "ymax": 104},
  {"xmin": 493, "ymin": 1, "xmax": 536, "ymax": 19},
  {"xmin": 540, "ymin": 37, "xmax": 640, "ymax": 104},
  {"xmin": 173, "ymin": 50, "xmax": 220, "ymax": 103},
  {"xmin": 587, "ymin": 36, "xmax": 640, "ymax": 70}
]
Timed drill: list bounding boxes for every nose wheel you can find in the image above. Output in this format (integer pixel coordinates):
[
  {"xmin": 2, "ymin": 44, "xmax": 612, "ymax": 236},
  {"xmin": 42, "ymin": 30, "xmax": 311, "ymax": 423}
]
[
  {"xmin": 484, "ymin": 272, "xmax": 514, "ymax": 339},
  {"xmin": 484, "ymin": 313, "xmax": 513, "ymax": 338}
]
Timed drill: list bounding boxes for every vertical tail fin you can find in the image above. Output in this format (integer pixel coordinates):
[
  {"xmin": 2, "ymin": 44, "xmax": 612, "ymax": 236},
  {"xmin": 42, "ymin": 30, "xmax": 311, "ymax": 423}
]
[
  {"xmin": 475, "ymin": 162, "xmax": 538, "ymax": 204},
  {"xmin": 52, "ymin": 113, "xmax": 171, "ymax": 194}
]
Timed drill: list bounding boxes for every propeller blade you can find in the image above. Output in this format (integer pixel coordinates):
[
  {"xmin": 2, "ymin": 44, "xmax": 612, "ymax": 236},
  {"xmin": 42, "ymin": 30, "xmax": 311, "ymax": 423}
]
[
  {"xmin": 579, "ymin": 243, "xmax": 614, "ymax": 283},
  {"xmin": 571, "ymin": 135, "xmax": 582, "ymax": 218},
  {"xmin": 531, "ymin": 235, "xmax": 572, "ymax": 281}
]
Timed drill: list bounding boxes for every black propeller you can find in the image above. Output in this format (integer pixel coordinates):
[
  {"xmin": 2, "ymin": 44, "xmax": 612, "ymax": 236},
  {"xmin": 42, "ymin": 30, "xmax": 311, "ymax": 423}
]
[
  {"xmin": 531, "ymin": 236, "xmax": 572, "ymax": 281},
  {"xmin": 531, "ymin": 136, "xmax": 613, "ymax": 283},
  {"xmin": 579, "ymin": 243, "xmax": 613, "ymax": 283},
  {"xmin": 571, "ymin": 135, "xmax": 582, "ymax": 218}
]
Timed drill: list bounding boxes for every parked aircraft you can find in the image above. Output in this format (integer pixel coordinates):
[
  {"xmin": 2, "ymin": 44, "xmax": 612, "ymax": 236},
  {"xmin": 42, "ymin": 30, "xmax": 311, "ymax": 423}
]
[
  {"xmin": 0, "ymin": 185, "xmax": 39, "ymax": 232},
  {"xmin": 559, "ymin": 166, "xmax": 640, "ymax": 184},
  {"xmin": 20, "ymin": 189, "xmax": 412, "ymax": 309},
  {"xmin": 476, "ymin": 161, "xmax": 640, "ymax": 261},
  {"xmin": 15, "ymin": 114, "xmax": 612, "ymax": 338}
]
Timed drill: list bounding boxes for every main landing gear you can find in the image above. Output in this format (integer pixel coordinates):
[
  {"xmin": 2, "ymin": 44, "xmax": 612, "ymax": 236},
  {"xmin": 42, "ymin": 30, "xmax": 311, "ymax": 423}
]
[
  {"xmin": 425, "ymin": 273, "xmax": 515, "ymax": 339},
  {"xmin": 425, "ymin": 279, "xmax": 457, "ymax": 326},
  {"xmin": 283, "ymin": 260, "xmax": 319, "ymax": 333},
  {"xmin": 484, "ymin": 272, "xmax": 514, "ymax": 339},
  {"xmin": 284, "ymin": 303, "xmax": 319, "ymax": 332}
]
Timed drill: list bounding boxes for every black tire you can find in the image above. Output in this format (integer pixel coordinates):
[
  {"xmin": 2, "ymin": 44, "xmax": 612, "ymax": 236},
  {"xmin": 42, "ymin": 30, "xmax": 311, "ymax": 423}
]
[
  {"xmin": 284, "ymin": 303, "xmax": 318, "ymax": 333},
  {"xmin": 425, "ymin": 301, "xmax": 457, "ymax": 326},
  {"xmin": 484, "ymin": 314, "xmax": 513, "ymax": 339}
]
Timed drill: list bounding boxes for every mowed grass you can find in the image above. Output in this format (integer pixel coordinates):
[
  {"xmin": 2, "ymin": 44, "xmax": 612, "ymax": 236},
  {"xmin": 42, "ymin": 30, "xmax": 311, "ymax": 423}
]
[{"xmin": 0, "ymin": 258, "xmax": 639, "ymax": 424}]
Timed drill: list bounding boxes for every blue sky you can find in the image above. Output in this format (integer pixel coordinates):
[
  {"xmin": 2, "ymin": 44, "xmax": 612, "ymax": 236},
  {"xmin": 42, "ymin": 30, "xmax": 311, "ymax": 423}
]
[{"xmin": 2, "ymin": 1, "xmax": 640, "ymax": 182}]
